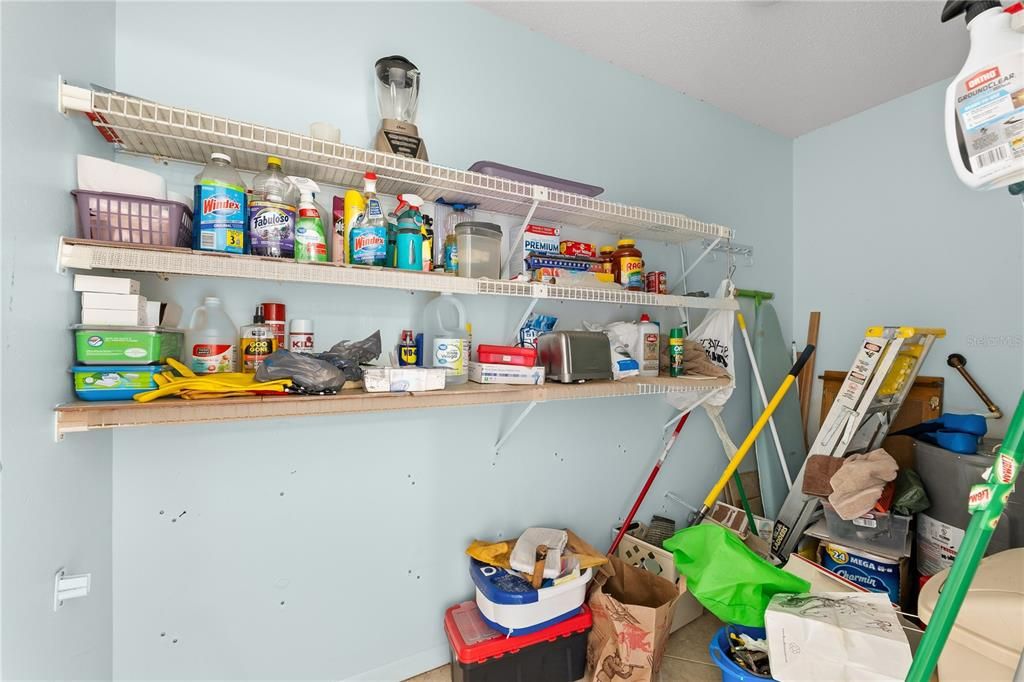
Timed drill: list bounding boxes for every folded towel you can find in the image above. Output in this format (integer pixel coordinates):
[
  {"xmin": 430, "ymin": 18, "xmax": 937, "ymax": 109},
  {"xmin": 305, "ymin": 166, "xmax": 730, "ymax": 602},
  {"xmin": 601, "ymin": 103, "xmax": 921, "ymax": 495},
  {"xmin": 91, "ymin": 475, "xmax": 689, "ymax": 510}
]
[
  {"xmin": 828, "ymin": 449, "xmax": 899, "ymax": 520},
  {"xmin": 802, "ymin": 455, "xmax": 847, "ymax": 497}
]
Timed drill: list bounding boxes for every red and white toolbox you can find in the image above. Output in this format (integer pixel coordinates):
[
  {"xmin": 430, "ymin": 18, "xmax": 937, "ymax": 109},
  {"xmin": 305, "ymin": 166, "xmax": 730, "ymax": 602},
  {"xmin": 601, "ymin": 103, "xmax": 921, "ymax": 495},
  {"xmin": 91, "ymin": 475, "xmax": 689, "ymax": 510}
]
[{"xmin": 444, "ymin": 599, "xmax": 591, "ymax": 682}]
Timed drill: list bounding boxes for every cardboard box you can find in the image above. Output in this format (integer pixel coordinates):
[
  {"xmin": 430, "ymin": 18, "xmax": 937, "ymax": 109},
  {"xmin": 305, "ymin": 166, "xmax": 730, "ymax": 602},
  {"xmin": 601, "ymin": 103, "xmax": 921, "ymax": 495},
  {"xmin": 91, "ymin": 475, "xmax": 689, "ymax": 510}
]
[
  {"xmin": 74, "ymin": 274, "xmax": 140, "ymax": 295},
  {"xmin": 81, "ymin": 307, "xmax": 147, "ymax": 326},
  {"xmin": 363, "ymin": 366, "xmax": 446, "ymax": 393},
  {"xmin": 510, "ymin": 224, "xmax": 560, "ymax": 276},
  {"xmin": 468, "ymin": 361, "xmax": 544, "ymax": 385},
  {"xmin": 81, "ymin": 292, "xmax": 147, "ymax": 311}
]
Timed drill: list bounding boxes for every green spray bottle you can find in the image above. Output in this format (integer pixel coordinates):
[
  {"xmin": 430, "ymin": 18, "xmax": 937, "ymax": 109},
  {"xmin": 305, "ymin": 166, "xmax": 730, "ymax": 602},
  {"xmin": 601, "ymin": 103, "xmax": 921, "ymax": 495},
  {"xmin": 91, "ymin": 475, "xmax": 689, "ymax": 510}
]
[{"xmin": 288, "ymin": 176, "xmax": 328, "ymax": 263}]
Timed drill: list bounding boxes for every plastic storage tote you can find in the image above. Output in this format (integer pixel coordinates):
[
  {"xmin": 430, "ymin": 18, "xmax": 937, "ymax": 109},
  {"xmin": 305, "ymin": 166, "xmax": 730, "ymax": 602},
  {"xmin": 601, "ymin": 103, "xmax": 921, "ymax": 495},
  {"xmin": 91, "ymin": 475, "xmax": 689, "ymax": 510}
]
[
  {"xmin": 455, "ymin": 222, "xmax": 502, "ymax": 279},
  {"xmin": 470, "ymin": 558, "xmax": 592, "ymax": 635},
  {"xmin": 72, "ymin": 365, "xmax": 167, "ymax": 401},
  {"xmin": 822, "ymin": 503, "xmax": 911, "ymax": 555},
  {"xmin": 445, "ymin": 600, "xmax": 591, "ymax": 682},
  {"xmin": 72, "ymin": 190, "xmax": 193, "ymax": 247},
  {"xmin": 73, "ymin": 326, "xmax": 183, "ymax": 365}
]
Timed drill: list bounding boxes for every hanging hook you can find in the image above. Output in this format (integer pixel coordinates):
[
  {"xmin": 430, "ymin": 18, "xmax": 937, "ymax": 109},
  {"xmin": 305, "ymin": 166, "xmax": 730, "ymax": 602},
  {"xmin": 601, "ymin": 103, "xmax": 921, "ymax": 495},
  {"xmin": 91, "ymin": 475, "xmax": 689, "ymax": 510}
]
[{"xmin": 727, "ymin": 249, "xmax": 737, "ymax": 280}]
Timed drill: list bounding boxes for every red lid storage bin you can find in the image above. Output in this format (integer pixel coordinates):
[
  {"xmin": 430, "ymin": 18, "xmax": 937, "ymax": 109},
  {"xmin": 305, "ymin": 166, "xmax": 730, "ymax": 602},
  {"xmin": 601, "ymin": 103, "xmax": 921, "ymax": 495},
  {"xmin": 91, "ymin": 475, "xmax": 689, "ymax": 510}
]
[
  {"xmin": 476, "ymin": 345, "xmax": 537, "ymax": 367},
  {"xmin": 444, "ymin": 600, "xmax": 591, "ymax": 682}
]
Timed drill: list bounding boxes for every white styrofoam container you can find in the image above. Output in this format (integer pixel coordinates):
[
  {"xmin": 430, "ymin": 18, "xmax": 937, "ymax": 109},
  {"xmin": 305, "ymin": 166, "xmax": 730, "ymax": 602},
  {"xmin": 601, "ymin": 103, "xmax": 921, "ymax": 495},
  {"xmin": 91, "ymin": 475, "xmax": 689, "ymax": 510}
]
[
  {"xmin": 81, "ymin": 292, "xmax": 147, "ymax": 311},
  {"xmin": 474, "ymin": 566, "xmax": 592, "ymax": 634},
  {"xmin": 73, "ymin": 274, "xmax": 140, "ymax": 295},
  {"xmin": 77, "ymin": 154, "xmax": 166, "ymax": 199},
  {"xmin": 363, "ymin": 366, "xmax": 446, "ymax": 393}
]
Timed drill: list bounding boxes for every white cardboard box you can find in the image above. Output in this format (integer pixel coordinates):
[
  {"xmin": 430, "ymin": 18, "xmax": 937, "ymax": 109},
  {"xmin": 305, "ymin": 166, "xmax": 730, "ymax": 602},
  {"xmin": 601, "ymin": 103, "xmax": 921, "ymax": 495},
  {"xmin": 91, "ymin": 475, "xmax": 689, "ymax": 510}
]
[
  {"xmin": 74, "ymin": 274, "xmax": 140, "ymax": 295},
  {"xmin": 81, "ymin": 307, "xmax": 147, "ymax": 326},
  {"xmin": 145, "ymin": 301, "xmax": 183, "ymax": 327},
  {"xmin": 469, "ymin": 361, "xmax": 545, "ymax": 385},
  {"xmin": 363, "ymin": 367, "xmax": 446, "ymax": 393},
  {"xmin": 81, "ymin": 292, "xmax": 147, "ymax": 311}
]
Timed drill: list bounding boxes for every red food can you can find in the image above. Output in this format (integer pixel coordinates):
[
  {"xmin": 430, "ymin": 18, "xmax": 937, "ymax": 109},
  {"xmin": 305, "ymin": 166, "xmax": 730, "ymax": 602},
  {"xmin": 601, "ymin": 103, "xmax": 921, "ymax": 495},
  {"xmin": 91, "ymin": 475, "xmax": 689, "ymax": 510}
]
[
  {"xmin": 657, "ymin": 271, "xmax": 667, "ymax": 294},
  {"xmin": 646, "ymin": 271, "xmax": 667, "ymax": 294}
]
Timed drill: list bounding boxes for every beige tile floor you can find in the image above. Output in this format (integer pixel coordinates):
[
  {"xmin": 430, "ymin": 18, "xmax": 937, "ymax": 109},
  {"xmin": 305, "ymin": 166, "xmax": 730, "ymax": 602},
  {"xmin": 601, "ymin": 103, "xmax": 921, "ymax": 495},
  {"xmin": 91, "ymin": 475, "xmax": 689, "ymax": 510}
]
[{"xmin": 406, "ymin": 611, "xmax": 725, "ymax": 682}]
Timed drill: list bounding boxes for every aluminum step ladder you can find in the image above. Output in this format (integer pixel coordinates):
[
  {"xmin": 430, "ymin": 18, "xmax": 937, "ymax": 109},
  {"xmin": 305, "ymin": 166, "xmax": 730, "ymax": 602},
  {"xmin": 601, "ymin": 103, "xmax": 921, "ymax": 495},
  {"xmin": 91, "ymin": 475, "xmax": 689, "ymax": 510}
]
[{"xmin": 770, "ymin": 326, "xmax": 946, "ymax": 559}]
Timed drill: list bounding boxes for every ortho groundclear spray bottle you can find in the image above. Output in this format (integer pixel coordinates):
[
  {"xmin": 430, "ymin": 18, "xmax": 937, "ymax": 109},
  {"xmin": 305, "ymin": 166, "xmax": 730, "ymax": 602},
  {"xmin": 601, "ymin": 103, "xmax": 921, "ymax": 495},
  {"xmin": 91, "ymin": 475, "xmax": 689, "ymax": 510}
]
[{"xmin": 942, "ymin": 0, "xmax": 1024, "ymax": 191}]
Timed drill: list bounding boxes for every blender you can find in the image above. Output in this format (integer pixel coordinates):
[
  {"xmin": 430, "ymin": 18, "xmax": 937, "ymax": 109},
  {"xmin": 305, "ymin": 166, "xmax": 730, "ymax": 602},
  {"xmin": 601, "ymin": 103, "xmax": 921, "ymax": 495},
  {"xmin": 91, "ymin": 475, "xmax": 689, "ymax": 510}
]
[{"xmin": 373, "ymin": 55, "xmax": 428, "ymax": 160}]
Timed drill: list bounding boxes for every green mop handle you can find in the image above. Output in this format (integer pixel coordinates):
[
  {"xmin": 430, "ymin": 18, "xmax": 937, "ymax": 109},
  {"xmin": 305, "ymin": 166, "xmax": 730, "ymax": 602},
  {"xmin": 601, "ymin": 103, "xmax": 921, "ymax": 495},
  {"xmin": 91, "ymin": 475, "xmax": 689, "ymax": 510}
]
[{"xmin": 906, "ymin": 391, "xmax": 1024, "ymax": 682}]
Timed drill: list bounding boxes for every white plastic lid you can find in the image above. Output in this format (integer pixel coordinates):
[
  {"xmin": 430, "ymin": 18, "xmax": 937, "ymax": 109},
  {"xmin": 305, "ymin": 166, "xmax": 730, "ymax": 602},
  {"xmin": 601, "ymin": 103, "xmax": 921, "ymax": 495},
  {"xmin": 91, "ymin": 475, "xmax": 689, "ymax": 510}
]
[
  {"xmin": 210, "ymin": 152, "xmax": 232, "ymax": 163},
  {"xmin": 290, "ymin": 319, "xmax": 314, "ymax": 333}
]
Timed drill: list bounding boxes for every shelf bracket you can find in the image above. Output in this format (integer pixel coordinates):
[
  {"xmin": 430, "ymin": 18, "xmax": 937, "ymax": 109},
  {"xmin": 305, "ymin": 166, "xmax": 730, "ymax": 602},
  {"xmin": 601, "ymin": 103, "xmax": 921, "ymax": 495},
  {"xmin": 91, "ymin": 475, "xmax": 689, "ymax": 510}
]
[
  {"xmin": 58, "ymin": 78, "xmax": 93, "ymax": 116},
  {"xmin": 502, "ymin": 192, "xmax": 544, "ymax": 278},
  {"xmin": 53, "ymin": 568, "xmax": 91, "ymax": 611},
  {"xmin": 669, "ymin": 237, "xmax": 720, "ymax": 295},
  {"xmin": 509, "ymin": 297, "xmax": 540, "ymax": 345},
  {"xmin": 495, "ymin": 401, "xmax": 538, "ymax": 452}
]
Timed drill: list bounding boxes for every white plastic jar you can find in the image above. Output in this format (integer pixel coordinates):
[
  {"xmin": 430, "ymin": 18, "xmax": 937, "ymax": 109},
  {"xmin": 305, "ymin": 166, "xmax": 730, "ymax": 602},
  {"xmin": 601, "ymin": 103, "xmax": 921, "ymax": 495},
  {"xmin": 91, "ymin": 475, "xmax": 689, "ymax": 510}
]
[{"xmin": 455, "ymin": 221, "xmax": 502, "ymax": 279}]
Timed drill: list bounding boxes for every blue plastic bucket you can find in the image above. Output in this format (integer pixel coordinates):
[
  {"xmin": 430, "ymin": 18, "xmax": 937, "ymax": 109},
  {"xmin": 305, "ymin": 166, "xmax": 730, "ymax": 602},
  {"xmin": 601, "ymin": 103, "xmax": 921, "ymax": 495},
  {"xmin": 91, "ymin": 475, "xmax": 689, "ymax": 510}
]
[{"xmin": 709, "ymin": 625, "xmax": 777, "ymax": 681}]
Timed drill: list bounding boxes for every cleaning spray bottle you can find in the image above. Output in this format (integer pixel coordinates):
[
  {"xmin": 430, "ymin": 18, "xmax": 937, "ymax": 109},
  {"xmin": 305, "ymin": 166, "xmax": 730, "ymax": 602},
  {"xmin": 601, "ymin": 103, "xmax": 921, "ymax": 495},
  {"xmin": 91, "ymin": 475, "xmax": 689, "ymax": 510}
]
[
  {"xmin": 288, "ymin": 177, "xmax": 329, "ymax": 263},
  {"xmin": 392, "ymin": 193, "xmax": 425, "ymax": 271},
  {"xmin": 349, "ymin": 172, "xmax": 387, "ymax": 266},
  {"xmin": 342, "ymin": 187, "xmax": 365, "ymax": 264},
  {"xmin": 941, "ymin": 1, "xmax": 1024, "ymax": 192}
]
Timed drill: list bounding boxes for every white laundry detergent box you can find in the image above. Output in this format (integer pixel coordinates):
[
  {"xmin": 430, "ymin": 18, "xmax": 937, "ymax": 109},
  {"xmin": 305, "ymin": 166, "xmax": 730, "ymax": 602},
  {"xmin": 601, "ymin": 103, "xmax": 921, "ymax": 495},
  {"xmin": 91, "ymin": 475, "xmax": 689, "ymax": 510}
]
[{"xmin": 511, "ymin": 224, "xmax": 560, "ymax": 276}]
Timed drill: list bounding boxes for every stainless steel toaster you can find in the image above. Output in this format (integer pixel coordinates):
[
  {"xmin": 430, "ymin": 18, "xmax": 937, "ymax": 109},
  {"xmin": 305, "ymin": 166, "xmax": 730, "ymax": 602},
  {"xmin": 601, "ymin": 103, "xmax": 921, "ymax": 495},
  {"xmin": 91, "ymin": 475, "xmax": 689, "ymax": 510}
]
[{"xmin": 536, "ymin": 331, "xmax": 613, "ymax": 383}]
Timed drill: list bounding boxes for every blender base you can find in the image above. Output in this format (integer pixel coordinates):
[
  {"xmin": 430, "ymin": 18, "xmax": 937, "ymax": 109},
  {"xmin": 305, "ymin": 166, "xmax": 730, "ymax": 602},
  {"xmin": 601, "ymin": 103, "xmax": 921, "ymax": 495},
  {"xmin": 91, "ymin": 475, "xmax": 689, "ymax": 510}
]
[{"xmin": 375, "ymin": 119, "xmax": 428, "ymax": 160}]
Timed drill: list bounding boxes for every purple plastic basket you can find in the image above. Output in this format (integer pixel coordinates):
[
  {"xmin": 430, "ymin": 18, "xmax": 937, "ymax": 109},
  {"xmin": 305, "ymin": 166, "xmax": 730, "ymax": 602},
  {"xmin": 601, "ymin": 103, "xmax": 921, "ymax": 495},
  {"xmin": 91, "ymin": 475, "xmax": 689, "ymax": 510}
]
[{"xmin": 72, "ymin": 190, "xmax": 193, "ymax": 248}]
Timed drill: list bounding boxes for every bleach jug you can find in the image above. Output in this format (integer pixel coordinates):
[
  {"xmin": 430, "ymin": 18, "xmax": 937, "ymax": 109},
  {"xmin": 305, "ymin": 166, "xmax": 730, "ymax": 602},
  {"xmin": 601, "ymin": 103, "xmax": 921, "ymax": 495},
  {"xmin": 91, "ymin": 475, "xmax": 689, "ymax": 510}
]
[
  {"xmin": 186, "ymin": 296, "xmax": 237, "ymax": 374},
  {"xmin": 193, "ymin": 153, "xmax": 247, "ymax": 254},
  {"xmin": 942, "ymin": 1, "xmax": 1024, "ymax": 191},
  {"xmin": 422, "ymin": 294, "xmax": 469, "ymax": 385}
]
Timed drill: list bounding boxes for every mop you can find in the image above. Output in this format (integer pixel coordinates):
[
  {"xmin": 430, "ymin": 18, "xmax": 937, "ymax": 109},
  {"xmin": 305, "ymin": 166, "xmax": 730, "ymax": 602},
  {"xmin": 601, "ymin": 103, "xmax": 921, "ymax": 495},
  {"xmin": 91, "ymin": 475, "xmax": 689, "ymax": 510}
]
[
  {"xmin": 689, "ymin": 345, "xmax": 815, "ymax": 527},
  {"xmin": 607, "ymin": 390, "xmax": 719, "ymax": 556}
]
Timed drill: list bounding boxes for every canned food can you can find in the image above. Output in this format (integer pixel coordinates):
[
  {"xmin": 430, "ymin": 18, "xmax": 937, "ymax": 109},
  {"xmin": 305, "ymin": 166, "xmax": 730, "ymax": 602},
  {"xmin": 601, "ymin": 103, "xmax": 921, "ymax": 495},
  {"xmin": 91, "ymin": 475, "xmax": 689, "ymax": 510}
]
[
  {"xmin": 657, "ymin": 271, "xmax": 667, "ymax": 294},
  {"xmin": 645, "ymin": 271, "xmax": 659, "ymax": 293}
]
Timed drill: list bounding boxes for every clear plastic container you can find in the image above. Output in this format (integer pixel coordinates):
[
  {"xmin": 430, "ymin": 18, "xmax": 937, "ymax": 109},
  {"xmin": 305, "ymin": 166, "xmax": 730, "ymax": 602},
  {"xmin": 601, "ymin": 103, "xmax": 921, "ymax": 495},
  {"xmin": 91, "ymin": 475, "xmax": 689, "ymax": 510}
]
[
  {"xmin": 822, "ymin": 503, "xmax": 911, "ymax": 554},
  {"xmin": 185, "ymin": 296, "xmax": 237, "ymax": 374},
  {"xmin": 422, "ymin": 294, "xmax": 468, "ymax": 385},
  {"xmin": 455, "ymin": 222, "xmax": 502, "ymax": 279}
]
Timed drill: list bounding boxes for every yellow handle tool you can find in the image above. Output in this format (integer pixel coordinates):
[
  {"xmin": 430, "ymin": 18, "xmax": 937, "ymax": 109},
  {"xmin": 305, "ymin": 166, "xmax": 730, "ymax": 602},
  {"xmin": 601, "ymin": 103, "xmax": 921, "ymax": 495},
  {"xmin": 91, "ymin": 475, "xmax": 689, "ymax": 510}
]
[{"xmin": 689, "ymin": 344, "xmax": 816, "ymax": 527}]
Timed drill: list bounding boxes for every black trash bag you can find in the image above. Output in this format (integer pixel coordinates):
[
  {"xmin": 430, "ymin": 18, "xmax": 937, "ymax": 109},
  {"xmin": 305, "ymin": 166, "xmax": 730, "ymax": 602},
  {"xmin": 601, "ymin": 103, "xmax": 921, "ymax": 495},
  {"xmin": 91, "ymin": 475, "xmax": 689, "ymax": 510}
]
[
  {"xmin": 255, "ymin": 350, "xmax": 345, "ymax": 393},
  {"xmin": 315, "ymin": 330, "xmax": 382, "ymax": 383}
]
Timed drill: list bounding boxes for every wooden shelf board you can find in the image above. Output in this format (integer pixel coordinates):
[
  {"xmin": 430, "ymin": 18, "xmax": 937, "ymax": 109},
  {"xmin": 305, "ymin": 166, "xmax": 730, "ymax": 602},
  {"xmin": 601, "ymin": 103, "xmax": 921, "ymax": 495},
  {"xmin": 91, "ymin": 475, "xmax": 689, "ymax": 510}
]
[{"xmin": 55, "ymin": 375, "xmax": 731, "ymax": 435}]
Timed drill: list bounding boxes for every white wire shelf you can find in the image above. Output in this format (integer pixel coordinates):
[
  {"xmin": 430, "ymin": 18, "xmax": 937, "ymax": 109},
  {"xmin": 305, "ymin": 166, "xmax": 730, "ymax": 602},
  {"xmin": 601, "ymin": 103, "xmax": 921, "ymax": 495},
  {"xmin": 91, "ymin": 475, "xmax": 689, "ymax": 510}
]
[
  {"xmin": 58, "ymin": 239, "xmax": 739, "ymax": 311},
  {"xmin": 54, "ymin": 375, "xmax": 732, "ymax": 436},
  {"xmin": 60, "ymin": 83, "xmax": 733, "ymax": 245}
]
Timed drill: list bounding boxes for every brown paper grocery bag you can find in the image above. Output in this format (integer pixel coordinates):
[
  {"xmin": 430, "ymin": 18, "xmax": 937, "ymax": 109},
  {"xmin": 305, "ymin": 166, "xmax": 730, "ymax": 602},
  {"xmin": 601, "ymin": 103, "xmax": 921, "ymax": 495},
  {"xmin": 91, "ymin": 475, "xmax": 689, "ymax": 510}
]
[{"xmin": 587, "ymin": 555, "xmax": 681, "ymax": 682}]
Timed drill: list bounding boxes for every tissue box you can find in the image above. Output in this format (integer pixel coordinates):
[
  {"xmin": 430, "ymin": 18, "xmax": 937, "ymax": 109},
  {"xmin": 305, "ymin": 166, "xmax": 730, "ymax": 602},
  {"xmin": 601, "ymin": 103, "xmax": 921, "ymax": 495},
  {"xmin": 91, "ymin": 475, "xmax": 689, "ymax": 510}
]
[{"xmin": 363, "ymin": 366, "xmax": 446, "ymax": 393}]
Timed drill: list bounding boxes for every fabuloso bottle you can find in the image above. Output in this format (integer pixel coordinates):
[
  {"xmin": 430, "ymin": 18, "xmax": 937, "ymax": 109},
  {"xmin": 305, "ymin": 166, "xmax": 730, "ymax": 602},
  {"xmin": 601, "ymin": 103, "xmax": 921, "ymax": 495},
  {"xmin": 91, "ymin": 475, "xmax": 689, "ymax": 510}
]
[
  {"xmin": 193, "ymin": 153, "xmax": 247, "ymax": 253},
  {"xmin": 249, "ymin": 156, "xmax": 298, "ymax": 258}
]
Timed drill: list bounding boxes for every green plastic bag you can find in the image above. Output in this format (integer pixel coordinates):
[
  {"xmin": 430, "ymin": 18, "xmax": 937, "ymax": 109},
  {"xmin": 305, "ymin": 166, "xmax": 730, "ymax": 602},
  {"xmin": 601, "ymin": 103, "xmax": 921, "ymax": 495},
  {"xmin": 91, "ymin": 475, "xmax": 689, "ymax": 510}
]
[{"xmin": 663, "ymin": 524, "xmax": 809, "ymax": 627}]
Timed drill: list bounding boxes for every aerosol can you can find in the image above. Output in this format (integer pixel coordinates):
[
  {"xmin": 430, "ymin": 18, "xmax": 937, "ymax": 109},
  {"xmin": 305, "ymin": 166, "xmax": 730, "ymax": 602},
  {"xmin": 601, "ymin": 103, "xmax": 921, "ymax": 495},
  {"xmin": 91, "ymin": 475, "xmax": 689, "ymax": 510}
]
[{"xmin": 942, "ymin": 0, "xmax": 1024, "ymax": 192}]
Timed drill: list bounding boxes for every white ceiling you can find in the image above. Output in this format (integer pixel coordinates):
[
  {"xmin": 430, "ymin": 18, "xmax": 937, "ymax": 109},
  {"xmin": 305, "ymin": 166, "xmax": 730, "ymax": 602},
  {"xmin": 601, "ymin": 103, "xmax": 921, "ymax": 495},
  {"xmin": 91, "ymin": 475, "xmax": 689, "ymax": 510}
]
[{"xmin": 478, "ymin": 0, "xmax": 969, "ymax": 137}]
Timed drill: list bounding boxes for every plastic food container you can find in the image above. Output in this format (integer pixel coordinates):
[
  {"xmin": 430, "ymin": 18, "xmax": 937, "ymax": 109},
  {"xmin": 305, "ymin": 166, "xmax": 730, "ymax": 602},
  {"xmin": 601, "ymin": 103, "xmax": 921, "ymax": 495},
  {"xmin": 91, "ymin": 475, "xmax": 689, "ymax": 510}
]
[
  {"xmin": 822, "ymin": 503, "xmax": 911, "ymax": 555},
  {"xmin": 445, "ymin": 599, "xmax": 591, "ymax": 682},
  {"xmin": 455, "ymin": 222, "xmax": 502, "ymax": 279},
  {"xmin": 73, "ymin": 326, "xmax": 183, "ymax": 365},
  {"xmin": 72, "ymin": 365, "xmax": 167, "ymax": 401},
  {"xmin": 470, "ymin": 558, "xmax": 592, "ymax": 636},
  {"xmin": 476, "ymin": 344, "xmax": 537, "ymax": 367},
  {"xmin": 72, "ymin": 190, "xmax": 193, "ymax": 247}
]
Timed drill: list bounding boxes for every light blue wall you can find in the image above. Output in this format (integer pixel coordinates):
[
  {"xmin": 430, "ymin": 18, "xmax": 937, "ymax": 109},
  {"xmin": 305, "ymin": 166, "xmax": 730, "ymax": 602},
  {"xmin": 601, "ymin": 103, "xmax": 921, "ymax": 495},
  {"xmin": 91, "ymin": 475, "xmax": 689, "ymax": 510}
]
[
  {"xmin": 794, "ymin": 80, "xmax": 1024, "ymax": 440},
  {"xmin": 110, "ymin": 2, "xmax": 793, "ymax": 679},
  {"xmin": 0, "ymin": 1, "xmax": 116, "ymax": 678}
]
